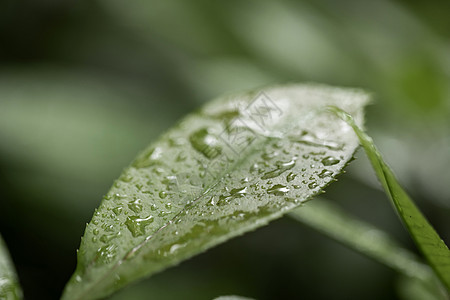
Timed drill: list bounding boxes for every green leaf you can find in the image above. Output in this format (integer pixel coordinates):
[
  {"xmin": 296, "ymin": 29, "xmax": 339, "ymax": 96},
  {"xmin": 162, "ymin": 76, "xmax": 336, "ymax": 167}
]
[
  {"xmin": 290, "ymin": 199, "xmax": 447, "ymax": 299},
  {"xmin": 0, "ymin": 235, "xmax": 22, "ymax": 300},
  {"xmin": 290, "ymin": 199, "xmax": 431, "ymax": 280},
  {"xmin": 329, "ymin": 106, "xmax": 450, "ymax": 293},
  {"xmin": 397, "ymin": 275, "xmax": 448, "ymax": 300},
  {"xmin": 62, "ymin": 84, "xmax": 369, "ymax": 300}
]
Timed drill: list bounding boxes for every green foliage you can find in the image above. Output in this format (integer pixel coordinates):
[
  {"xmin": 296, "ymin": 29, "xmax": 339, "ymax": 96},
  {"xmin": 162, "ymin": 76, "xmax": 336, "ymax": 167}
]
[
  {"xmin": 2, "ymin": 1, "xmax": 450, "ymax": 299},
  {"xmin": 62, "ymin": 84, "xmax": 369, "ymax": 300},
  {"xmin": 290, "ymin": 199, "xmax": 430, "ymax": 281},
  {"xmin": 330, "ymin": 107, "xmax": 450, "ymax": 294},
  {"xmin": 0, "ymin": 236, "xmax": 22, "ymax": 300},
  {"xmin": 290, "ymin": 200, "xmax": 446, "ymax": 299}
]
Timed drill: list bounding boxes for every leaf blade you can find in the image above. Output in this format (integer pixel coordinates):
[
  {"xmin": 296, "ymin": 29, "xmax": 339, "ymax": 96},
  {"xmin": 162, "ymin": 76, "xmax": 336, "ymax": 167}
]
[
  {"xmin": 0, "ymin": 235, "xmax": 22, "ymax": 300},
  {"xmin": 289, "ymin": 199, "xmax": 432, "ymax": 281},
  {"xmin": 290, "ymin": 199, "xmax": 447, "ymax": 299},
  {"xmin": 329, "ymin": 106, "xmax": 450, "ymax": 293},
  {"xmin": 63, "ymin": 84, "xmax": 370, "ymax": 300}
]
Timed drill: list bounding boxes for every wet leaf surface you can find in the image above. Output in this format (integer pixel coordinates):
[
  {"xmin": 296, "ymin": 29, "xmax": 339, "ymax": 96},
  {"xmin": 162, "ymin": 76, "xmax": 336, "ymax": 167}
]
[
  {"xmin": 0, "ymin": 236, "xmax": 22, "ymax": 300},
  {"xmin": 62, "ymin": 84, "xmax": 369, "ymax": 300}
]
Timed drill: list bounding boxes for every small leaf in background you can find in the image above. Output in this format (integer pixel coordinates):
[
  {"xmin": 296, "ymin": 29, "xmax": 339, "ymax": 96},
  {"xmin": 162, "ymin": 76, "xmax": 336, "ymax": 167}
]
[
  {"xmin": 62, "ymin": 84, "xmax": 369, "ymax": 300},
  {"xmin": 329, "ymin": 107, "xmax": 450, "ymax": 294},
  {"xmin": 0, "ymin": 235, "xmax": 22, "ymax": 300},
  {"xmin": 290, "ymin": 199, "xmax": 447, "ymax": 300}
]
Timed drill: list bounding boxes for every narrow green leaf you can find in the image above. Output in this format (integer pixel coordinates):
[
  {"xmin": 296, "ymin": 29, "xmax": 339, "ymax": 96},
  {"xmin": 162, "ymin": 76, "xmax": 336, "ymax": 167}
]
[
  {"xmin": 62, "ymin": 84, "xmax": 369, "ymax": 300},
  {"xmin": 290, "ymin": 199, "xmax": 431, "ymax": 281},
  {"xmin": 0, "ymin": 236, "xmax": 22, "ymax": 300},
  {"xmin": 290, "ymin": 199, "xmax": 447, "ymax": 299},
  {"xmin": 329, "ymin": 107, "xmax": 450, "ymax": 293},
  {"xmin": 397, "ymin": 275, "xmax": 448, "ymax": 300}
]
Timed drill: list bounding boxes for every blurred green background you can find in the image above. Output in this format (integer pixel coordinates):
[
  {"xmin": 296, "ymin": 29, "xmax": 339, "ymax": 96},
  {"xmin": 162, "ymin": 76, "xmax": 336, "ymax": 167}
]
[{"xmin": 0, "ymin": 0, "xmax": 449, "ymax": 299}]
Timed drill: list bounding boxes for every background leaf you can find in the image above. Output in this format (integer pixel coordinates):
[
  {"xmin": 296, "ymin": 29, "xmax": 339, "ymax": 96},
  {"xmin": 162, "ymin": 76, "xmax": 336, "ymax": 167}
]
[
  {"xmin": 0, "ymin": 235, "xmax": 22, "ymax": 300},
  {"xmin": 289, "ymin": 199, "xmax": 447, "ymax": 299},
  {"xmin": 62, "ymin": 84, "xmax": 369, "ymax": 300},
  {"xmin": 330, "ymin": 107, "xmax": 450, "ymax": 294}
]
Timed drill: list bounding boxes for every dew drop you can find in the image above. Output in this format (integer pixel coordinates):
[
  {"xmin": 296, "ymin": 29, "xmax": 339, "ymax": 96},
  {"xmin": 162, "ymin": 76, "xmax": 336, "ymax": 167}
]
[
  {"xmin": 158, "ymin": 211, "xmax": 169, "ymax": 217},
  {"xmin": 285, "ymin": 197, "xmax": 299, "ymax": 204},
  {"xmin": 120, "ymin": 174, "xmax": 133, "ymax": 182},
  {"xmin": 321, "ymin": 156, "xmax": 340, "ymax": 166},
  {"xmin": 162, "ymin": 176, "xmax": 178, "ymax": 190},
  {"xmin": 189, "ymin": 128, "xmax": 222, "ymax": 159},
  {"xmin": 262, "ymin": 151, "xmax": 278, "ymax": 161},
  {"xmin": 112, "ymin": 206, "xmax": 123, "ymax": 216},
  {"xmin": 230, "ymin": 186, "xmax": 248, "ymax": 197},
  {"xmin": 261, "ymin": 158, "xmax": 296, "ymax": 179},
  {"xmin": 318, "ymin": 169, "xmax": 333, "ymax": 178},
  {"xmin": 308, "ymin": 182, "xmax": 318, "ymax": 189},
  {"xmin": 169, "ymin": 243, "xmax": 185, "ymax": 254},
  {"xmin": 128, "ymin": 199, "xmax": 143, "ymax": 213},
  {"xmin": 100, "ymin": 232, "xmax": 120, "ymax": 243},
  {"xmin": 250, "ymin": 163, "xmax": 259, "ymax": 173},
  {"xmin": 104, "ymin": 224, "xmax": 114, "ymax": 232},
  {"xmin": 96, "ymin": 245, "xmax": 117, "ymax": 264},
  {"xmin": 125, "ymin": 216, "xmax": 154, "ymax": 237},
  {"xmin": 114, "ymin": 193, "xmax": 127, "ymax": 200},
  {"xmin": 286, "ymin": 172, "xmax": 297, "ymax": 182},
  {"xmin": 159, "ymin": 191, "xmax": 168, "ymax": 199},
  {"xmin": 267, "ymin": 184, "xmax": 290, "ymax": 196},
  {"xmin": 206, "ymin": 196, "xmax": 216, "ymax": 206},
  {"xmin": 149, "ymin": 147, "xmax": 163, "ymax": 160}
]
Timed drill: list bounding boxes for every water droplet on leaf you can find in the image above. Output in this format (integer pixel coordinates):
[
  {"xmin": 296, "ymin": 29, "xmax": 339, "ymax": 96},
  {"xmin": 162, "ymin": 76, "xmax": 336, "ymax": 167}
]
[
  {"xmin": 128, "ymin": 199, "xmax": 143, "ymax": 213},
  {"xmin": 189, "ymin": 128, "xmax": 222, "ymax": 159},
  {"xmin": 308, "ymin": 182, "xmax": 318, "ymax": 189},
  {"xmin": 286, "ymin": 172, "xmax": 297, "ymax": 182},
  {"xmin": 261, "ymin": 158, "xmax": 296, "ymax": 179},
  {"xmin": 318, "ymin": 169, "xmax": 333, "ymax": 178},
  {"xmin": 321, "ymin": 156, "xmax": 340, "ymax": 166},
  {"xmin": 267, "ymin": 184, "xmax": 290, "ymax": 196},
  {"xmin": 125, "ymin": 216, "xmax": 154, "ymax": 237}
]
